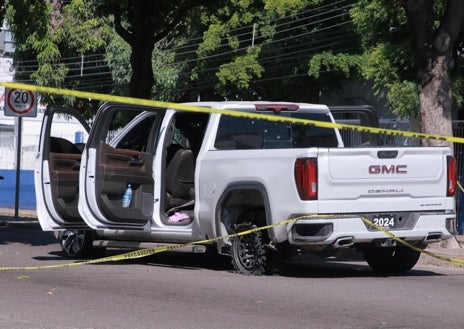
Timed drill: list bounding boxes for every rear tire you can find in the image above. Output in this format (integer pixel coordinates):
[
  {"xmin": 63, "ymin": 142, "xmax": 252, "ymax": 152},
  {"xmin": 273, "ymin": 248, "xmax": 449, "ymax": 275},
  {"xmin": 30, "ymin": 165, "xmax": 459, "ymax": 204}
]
[
  {"xmin": 231, "ymin": 222, "xmax": 271, "ymax": 275},
  {"xmin": 363, "ymin": 246, "xmax": 421, "ymax": 273}
]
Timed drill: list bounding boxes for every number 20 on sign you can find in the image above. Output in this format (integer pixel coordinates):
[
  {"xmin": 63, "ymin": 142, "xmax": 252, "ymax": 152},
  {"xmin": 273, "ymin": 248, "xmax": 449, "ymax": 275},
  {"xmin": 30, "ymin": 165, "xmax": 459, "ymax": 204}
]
[{"xmin": 4, "ymin": 88, "xmax": 37, "ymax": 117}]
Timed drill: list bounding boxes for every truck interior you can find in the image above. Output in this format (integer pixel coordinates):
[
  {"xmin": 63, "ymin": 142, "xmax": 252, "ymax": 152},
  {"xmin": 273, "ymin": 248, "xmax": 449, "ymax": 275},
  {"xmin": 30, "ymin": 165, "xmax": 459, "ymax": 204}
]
[{"xmin": 163, "ymin": 112, "xmax": 209, "ymax": 225}]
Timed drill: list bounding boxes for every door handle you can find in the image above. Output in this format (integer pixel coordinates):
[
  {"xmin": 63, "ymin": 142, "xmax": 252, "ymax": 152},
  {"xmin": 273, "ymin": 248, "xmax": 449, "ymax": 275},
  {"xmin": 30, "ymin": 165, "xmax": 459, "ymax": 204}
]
[
  {"xmin": 107, "ymin": 153, "xmax": 132, "ymax": 161},
  {"xmin": 129, "ymin": 156, "xmax": 144, "ymax": 166}
]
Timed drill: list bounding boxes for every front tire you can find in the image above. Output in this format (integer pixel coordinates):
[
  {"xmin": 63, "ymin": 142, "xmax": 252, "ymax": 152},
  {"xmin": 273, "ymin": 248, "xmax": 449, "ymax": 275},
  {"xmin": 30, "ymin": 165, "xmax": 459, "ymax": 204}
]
[
  {"xmin": 363, "ymin": 246, "xmax": 421, "ymax": 273},
  {"xmin": 231, "ymin": 222, "xmax": 271, "ymax": 275},
  {"xmin": 58, "ymin": 229, "xmax": 95, "ymax": 258}
]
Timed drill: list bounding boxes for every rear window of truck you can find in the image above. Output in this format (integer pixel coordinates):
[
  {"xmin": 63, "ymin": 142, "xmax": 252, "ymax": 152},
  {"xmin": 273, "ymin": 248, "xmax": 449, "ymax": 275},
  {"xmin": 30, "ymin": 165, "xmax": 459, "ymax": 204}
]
[{"xmin": 214, "ymin": 112, "xmax": 338, "ymax": 150}]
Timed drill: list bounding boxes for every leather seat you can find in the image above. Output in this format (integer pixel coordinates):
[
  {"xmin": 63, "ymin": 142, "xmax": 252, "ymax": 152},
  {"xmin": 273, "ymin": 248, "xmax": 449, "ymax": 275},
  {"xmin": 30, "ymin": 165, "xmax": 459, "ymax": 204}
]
[{"xmin": 165, "ymin": 148, "xmax": 195, "ymax": 212}]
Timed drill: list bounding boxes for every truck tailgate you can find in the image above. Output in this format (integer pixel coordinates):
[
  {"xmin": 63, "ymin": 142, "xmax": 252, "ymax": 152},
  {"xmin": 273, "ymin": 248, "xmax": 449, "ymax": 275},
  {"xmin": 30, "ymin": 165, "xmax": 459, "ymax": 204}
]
[{"xmin": 317, "ymin": 147, "xmax": 454, "ymax": 213}]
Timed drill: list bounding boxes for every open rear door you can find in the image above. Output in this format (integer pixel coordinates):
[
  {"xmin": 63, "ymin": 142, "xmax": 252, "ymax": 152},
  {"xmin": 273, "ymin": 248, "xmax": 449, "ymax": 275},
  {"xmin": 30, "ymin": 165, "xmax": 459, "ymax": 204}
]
[
  {"xmin": 34, "ymin": 105, "xmax": 90, "ymax": 230},
  {"xmin": 79, "ymin": 103, "xmax": 163, "ymax": 230}
]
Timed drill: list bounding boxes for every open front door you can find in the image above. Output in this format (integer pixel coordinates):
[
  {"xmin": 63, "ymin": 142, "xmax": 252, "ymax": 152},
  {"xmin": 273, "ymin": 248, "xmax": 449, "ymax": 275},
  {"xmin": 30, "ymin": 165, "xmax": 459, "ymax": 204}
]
[
  {"xmin": 34, "ymin": 105, "xmax": 90, "ymax": 230},
  {"xmin": 79, "ymin": 103, "xmax": 163, "ymax": 230}
]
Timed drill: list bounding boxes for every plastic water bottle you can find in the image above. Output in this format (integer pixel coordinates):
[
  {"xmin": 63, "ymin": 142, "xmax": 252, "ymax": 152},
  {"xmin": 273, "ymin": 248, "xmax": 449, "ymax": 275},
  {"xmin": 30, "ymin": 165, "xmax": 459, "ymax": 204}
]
[{"xmin": 122, "ymin": 184, "xmax": 133, "ymax": 208}]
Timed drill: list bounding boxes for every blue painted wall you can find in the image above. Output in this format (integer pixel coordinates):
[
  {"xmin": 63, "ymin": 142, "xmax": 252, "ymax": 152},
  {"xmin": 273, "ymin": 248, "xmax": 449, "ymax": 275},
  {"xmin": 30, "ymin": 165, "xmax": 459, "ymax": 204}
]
[{"xmin": 0, "ymin": 169, "xmax": 36, "ymax": 210}]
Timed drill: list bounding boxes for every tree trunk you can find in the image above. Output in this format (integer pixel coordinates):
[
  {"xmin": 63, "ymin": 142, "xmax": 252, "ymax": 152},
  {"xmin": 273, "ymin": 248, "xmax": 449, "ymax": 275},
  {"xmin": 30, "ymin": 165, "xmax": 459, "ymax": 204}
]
[
  {"xmin": 113, "ymin": 2, "xmax": 157, "ymax": 99},
  {"xmin": 112, "ymin": 1, "xmax": 212, "ymax": 100},
  {"xmin": 129, "ymin": 40, "xmax": 155, "ymax": 99},
  {"xmin": 418, "ymin": 54, "xmax": 453, "ymax": 147},
  {"xmin": 403, "ymin": 0, "xmax": 464, "ymax": 149},
  {"xmin": 128, "ymin": 2, "xmax": 157, "ymax": 99}
]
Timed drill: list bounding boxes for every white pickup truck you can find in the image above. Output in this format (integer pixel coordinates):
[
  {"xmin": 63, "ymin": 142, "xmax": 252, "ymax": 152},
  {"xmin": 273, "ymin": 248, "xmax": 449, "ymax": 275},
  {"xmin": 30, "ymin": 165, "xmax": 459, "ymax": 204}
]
[{"xmin": 35, "ymin": 101, "xmax": 457, "ymax": 274}]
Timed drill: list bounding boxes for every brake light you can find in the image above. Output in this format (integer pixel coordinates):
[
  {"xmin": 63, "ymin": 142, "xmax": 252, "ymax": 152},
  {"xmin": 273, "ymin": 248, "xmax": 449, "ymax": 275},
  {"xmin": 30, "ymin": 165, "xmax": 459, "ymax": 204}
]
[
  {"xmin": 294, "ymin": 158, "xmax": 318, "ymax": 200},
  {"xmin": 255, "ymin": 104, "xmax": 299, "ymax": 114},
  {"xmin": 447, "ymin": 155, "xmax": 457, "ymax": 197}
]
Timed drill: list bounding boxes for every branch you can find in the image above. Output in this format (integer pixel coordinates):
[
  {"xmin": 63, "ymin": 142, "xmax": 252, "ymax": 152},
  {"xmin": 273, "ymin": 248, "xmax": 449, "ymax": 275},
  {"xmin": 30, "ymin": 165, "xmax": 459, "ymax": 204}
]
[
  {"xmin": 154, "ymin": 0, "xmax": 216, "ymax": 42},
  {"xmin": 438, "ymin": 0, "xmax": 464, "ymax": 48},
  {"xmin": 113, "ymin": 5, "xmax": 133, "ymax": 46},
  {"xmin": 402, "ymin": 0, "xmax": 434, "ymax": 79},
  {"xmin": 431, "ymin": 0, "xmax": 464, "ymax": 69}
]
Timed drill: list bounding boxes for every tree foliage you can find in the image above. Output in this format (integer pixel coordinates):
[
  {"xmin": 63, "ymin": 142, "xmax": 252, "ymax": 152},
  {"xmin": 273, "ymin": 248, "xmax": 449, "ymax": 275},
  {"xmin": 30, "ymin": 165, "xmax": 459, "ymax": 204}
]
[
  {"xmin": 5, "ymin": 0, "xmax": 112, "ymax": 115},
  {"xmin": 185, "ymin": 0, "xmax": 359, "ymax": 101},
  {"xmin": 407, "ymin": 1, "xmax": 463, "ymax": 145},
  {"xmin": 350, "ymin": 0, "xmax": 464, "ymax": 146},
  {"xmin": 92, "ymin": 0, "xmax": 216, "ymax": 99},
  {"xmin": 3, "ymin": 0, "xmax": 464, "ymax": 142}
]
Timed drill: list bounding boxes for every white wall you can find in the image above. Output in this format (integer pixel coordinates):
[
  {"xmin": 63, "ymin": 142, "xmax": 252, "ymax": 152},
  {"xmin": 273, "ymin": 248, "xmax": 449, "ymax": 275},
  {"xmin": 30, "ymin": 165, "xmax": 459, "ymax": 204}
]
[{"xmin": 0, "ymin": 109, "xmax": 87, "ymax": 170}]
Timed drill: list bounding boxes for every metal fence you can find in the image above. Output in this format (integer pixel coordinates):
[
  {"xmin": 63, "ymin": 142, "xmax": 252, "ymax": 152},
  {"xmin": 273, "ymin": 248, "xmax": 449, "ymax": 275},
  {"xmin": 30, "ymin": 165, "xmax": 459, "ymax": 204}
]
[
  {"xmin": 336, "ymin": 119, "xmax": 413, "ymax": 147},
  {"xmin": 453, "ymin": 121, "xmax": 464, "ymax": 233},
  {"xmin": 453, "ymin": 122, "xmax": 464, "ymax": 181}
]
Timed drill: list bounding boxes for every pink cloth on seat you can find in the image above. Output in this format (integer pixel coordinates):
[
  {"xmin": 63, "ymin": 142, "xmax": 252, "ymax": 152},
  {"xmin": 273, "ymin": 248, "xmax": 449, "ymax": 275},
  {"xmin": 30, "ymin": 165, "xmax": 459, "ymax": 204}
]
[{"xmin": 168, "ymin": 212, "xmax": 190, "ymax": 223}]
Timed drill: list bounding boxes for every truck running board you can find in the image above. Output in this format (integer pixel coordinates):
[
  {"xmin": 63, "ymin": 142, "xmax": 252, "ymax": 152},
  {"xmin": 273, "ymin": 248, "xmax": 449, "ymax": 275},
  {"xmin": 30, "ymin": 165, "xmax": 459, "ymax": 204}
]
[{"xmin": 93, "ymin": 240, "xmax": 207, "ymax": 253}]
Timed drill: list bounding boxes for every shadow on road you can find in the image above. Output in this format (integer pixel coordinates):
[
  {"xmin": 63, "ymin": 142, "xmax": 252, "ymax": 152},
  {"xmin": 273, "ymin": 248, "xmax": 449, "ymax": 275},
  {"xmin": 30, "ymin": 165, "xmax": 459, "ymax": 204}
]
[
  {"xmin": 277, "ymin": 256, "xmax": 443, "ymax": 278},
  {"xmin": 0, "ymin": 225, "xmax": 56, "ymax": 246},
  {"xmin": 48, "ymin": 247, "xmax": 446, "ymax": 279}
]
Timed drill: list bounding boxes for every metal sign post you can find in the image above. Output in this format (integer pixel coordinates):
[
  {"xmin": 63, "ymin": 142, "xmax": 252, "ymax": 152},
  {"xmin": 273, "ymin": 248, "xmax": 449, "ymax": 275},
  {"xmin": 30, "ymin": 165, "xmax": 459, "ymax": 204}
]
[
  {"xmin": 14, "ymin": 117, "xmax": 22, "ymax": 219},
  {"xmin": 4, "ymin": 88, "xmax": 37, "ymax": 219}
]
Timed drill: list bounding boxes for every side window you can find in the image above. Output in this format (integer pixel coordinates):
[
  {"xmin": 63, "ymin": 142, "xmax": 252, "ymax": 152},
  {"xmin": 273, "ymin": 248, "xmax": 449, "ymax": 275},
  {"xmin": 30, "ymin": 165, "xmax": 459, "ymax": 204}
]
[
  {"xmin": 91, "ymin": 108, "xmax": 162, "ymax": 153},
  {"xmin": 215, "ymin": 117, "xmax": 261, "ymax": 150},
  {"xmin": 49, "ymin": 112, "xmax": 89, "ymax": 154},
  {"xmin": 166, "ymin": 112, "xmax": 209, "ymax": 160},
  {"xmin": 114, "ymin": 114, "xmax": 158, "ymax": 152}
]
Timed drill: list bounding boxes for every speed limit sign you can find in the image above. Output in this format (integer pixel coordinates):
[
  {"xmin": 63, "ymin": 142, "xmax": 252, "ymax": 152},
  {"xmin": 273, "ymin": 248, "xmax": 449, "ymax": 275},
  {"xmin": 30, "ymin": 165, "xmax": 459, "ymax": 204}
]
[{"xmin": 4, "ymin": 88, "xmax": 37, "ymax": 117}]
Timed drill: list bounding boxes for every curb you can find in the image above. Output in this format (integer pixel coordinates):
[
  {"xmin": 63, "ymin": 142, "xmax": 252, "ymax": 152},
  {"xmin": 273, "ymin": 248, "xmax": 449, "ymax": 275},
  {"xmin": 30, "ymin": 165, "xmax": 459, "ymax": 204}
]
[{"xmin": 0, "ymin": 219, "xmax": 41, "ymax": 230}]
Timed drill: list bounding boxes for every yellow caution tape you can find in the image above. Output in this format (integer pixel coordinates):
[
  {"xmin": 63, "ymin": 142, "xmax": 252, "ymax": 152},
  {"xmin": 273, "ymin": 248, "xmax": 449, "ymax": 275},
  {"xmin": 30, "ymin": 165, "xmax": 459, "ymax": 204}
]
[
  {"xmin": 1, "ymin": 82, "xmax": 464, "ymax": 144},
  {"xmin": 1, "ymin": 215, "xmax": 463, "ymax": 271},
  {"xmin": 458, "ymin": 181, "xmax": 464, "ymax": 193}
]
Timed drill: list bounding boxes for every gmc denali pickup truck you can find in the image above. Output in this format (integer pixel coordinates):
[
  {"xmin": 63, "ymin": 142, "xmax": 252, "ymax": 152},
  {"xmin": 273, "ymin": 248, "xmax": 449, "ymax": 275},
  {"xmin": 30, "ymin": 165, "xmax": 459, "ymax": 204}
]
[{"xmin": 35, "ymin": 101, "xmax": 457, "ymax": 274}]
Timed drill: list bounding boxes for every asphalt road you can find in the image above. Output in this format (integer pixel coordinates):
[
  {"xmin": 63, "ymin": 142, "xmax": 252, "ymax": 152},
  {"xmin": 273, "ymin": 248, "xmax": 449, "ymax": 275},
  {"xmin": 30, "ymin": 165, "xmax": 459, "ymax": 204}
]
[{"xmin": 1, "ymin": 225, "xmax": 464, "ymax": 329}]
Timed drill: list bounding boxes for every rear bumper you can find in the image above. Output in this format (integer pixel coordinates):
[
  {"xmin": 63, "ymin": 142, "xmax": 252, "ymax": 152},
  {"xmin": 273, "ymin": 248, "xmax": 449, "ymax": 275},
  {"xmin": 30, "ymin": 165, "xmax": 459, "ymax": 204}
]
[{"xmin": 286, "ymin": 212, "xmax": 456, "ymax": 247}]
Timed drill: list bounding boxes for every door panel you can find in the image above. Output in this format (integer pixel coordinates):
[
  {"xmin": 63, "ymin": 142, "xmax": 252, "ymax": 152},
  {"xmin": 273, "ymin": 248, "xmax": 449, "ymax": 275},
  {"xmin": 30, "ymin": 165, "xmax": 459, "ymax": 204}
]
[
  {"xmin": 35, "ymin": 106, "xmax": 90, "ymax": 230},
  {"xmin": 49, "ymin": 152, "xmax": 82, "ymax": 222},
  {"xmin": 95, "ymin": 141, "xmax": 154, "ymax": 224}
]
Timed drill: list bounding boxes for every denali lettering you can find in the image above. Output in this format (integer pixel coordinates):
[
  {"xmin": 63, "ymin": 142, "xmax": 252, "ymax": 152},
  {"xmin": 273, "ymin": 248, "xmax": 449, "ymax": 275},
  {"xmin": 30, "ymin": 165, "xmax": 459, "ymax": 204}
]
[
  {"xmin": 368, "ymin": 164, "xmax": 407, "ymax": 174},
  {"xmin": 368, "ymin": 188, "xmax": 404, "ymax": 194}
]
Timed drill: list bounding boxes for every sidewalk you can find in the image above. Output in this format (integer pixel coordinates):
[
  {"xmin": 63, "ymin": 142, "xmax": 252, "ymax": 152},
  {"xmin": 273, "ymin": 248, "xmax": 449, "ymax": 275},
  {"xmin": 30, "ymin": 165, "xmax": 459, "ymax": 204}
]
[
  {"xmin": 418, "ymin": 235, "xmax": 464, "ymax": 269},
  {"xmin": 0, "ymin": 207, "xmax": 38, "ymax": 219}
]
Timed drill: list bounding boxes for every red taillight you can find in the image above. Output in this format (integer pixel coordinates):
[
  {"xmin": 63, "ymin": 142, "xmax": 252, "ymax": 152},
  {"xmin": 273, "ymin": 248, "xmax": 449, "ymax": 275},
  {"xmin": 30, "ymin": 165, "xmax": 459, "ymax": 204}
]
[
  {"xmin": 294, "ymin": 158, "xmax": 318, "ymax": 200},
  {"xmin": 255, "ymin": 104, "xmax": 299, "ymax": 113},
  {"xmin": 447, "ymin": 155, "xmax": 457, "ymax": 197}
]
